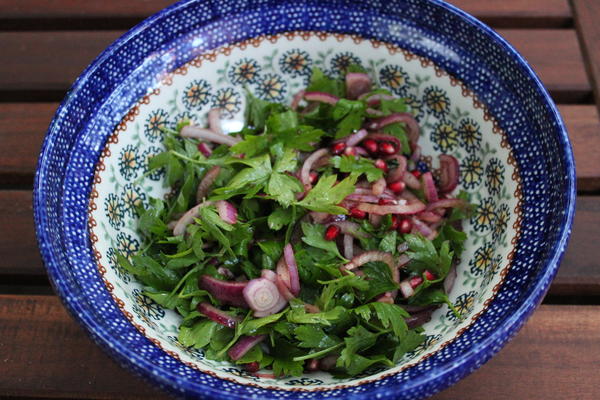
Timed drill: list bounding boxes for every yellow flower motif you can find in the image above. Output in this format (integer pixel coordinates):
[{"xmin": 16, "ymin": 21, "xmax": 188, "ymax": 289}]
[
  {"xmin": 431, "ymin": 121, "xmax": 459, "ymax": 152},
  {"xmin": 212, "ymin": 88, "xmax": 241, "ymax": 117},
  {"xmin": 485, "ymin": 158, "xmax": 505, "ymax": 196},
  {"xmin": 257, "ymin": 74, "xmax": 287, "ymax": 102},
  {"xmin": 493, "ymin": 204, "xmax": 510, "ymax": 241},
  {"xmin": 469, "ymin": 242, "xmax": 494, "ymax": 276},
  {"xmin": 472, "ymin": 197, "xmax": 496, "ymax": 232},
  {"xmin": 183, "ymin": 79, "xmax": 211, "ymax": 109},
  {"xmin": 461, "ymin": 154, "xmax": 484, "ymax": 189},
  {"xmin": 229, "ymin": 58, "xmax": 261, "ymax": 84},
  {"xmin": 118, "ymin": 144, "xmax": 139, "ymax": 180},
  {"xmin": 144, "ymin": 109, "xmax": 169, "ymax": 142},
  {"xmin": 279, "ymin": 49, "xmax": 312, "ymax": 77},
  {"xmin": 458, "ymin": 118, "xmax": 482, "ymax": 153},
  {"xmin": 116, "ymin": 232, "xmax": 139, "ymax": 258},
  {"xmin": 379, "ymin": 65, "xmax": 409, "ymax": 95},
  {"xmin": 424, "ymin": 86, "xmax": 450, "ymax": 117}
]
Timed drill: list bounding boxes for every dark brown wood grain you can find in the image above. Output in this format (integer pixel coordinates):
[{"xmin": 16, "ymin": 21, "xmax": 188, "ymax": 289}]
[
  {"xmin": 572, "ymin": 0, "xmax": 600, "ymax": 114},
  {"xmin": 0, "ymin": 296, "xmax": 597, "ymax": 399},
  {"xmin": 1, "ymin": 190, "xmax": 598, "ymax": 295},
  {"xmin": 0, "ymin": 30, "xmax": 591, "ymax": 103},
  {"xmin": 0, "ymin": 0, "xmax": 571, "ymax": 29}
]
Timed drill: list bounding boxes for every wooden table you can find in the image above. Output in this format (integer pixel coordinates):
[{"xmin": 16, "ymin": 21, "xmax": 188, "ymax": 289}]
[{"xmin": 1, "ymin": 1, "xmax": 599, "ymax": 399}]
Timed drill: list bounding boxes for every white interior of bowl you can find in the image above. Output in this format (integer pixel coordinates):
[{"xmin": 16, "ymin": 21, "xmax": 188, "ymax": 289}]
[{"xmin": 89, "ymin": 32, "xmax": 520, "ymax": 389}]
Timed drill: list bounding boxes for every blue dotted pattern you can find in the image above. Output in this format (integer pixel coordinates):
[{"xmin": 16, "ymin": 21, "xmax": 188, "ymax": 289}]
[{"xmin": 33, "ymin": 0, "xmax": 575, "ymax": 399}]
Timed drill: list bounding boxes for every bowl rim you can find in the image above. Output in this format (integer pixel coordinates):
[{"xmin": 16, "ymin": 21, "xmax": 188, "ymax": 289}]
[{"xmin": 33, "ymin": 0, "xmax": 576, "ymax": 398}]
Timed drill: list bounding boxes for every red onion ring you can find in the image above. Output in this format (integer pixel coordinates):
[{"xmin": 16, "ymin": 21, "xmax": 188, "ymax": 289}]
[
  {"xmin": 343, "ymin": 250, "xmax": 394, "ymax": 272},
  {"xmin": 411, "ymin": 217, "xmax": 437, "ymax": 240},
  {"xmin": 345, "ymin": 129, "xmax": 368, "ymax": 147},
  {"xmin": 357, "ymin": 201, "xmax": 425, "ymax": 216},
  {"xmin": 438, "ymin": 154, "xmax": 460, "ymax": 193},
  {"xmin": 421, "ymin": 171, "xmax": 439, "ymax": 203},
  {"xmin": 444, "ymin": 264, "xmax": 457, "ymax": 294},
  {"xmin": 403, "ymin": 171, "xmax": 421, "ymax": 190},
  {"xmin": 261, "ymin": 269, "xmax": 277, "ymax": 282},
  {"xmin": 275, "ymin": 275, "xmax": 295, "ymax": 301},
  {"xmin": 243, "ymin": 278, "xmax": 285, "ymax": 316},
  {"xmin": 172, "ymin": 201, "xmax": 212, "ymax": 236},
  {"xmin": 399, "ymin": 279, "xmax": 415, "ymax": 298},
  {"xmin": 417, "ymin": 211, "xmax": 442, "ymax": 223},
  {"xmin": 300, "ymin": 148, "xmax": 329, "ymax": 188},
  {"xmin": 180, "ymin": 125, "xmax": 240, "ymax": 146},
  {"xmin": 426, "ymin": 198, "xmax": 466, "ymax": 211},
  {"xmin": 304, "ymin": 91, "xmax": 339, "ymax": 105},
  {"xmin": 345, "ymin": 72, "xmax": 372, "ymax": 99},
  {"xmin": 384, "ymin": 155, "xmax": 407, "ymax": 183},
  {"xmin": 199, "ymin": 275, "xmax": 248, "ymax": 308},
  {"xmin": 343, "ymin": 234, "xmax": 354, "ymax": 259},
  {"xmin": 228, "ymin": 335, "xmax": 267, "ymax": 361},
  {"xmin": 197, "ymin": 302, "xmax": 241, "ymax": 328},
  {"xmin": 372, "ymin": 177, "xmax": 386, "ymax": 196},
  {"xmin": 283, "ymin": 243, "xmax": 300, "ymax": 296},
  {"xmin": 207, "ymin": 108, "xmax": 223, "ymax": 135},
  {"xmin": 196, "ymin": 166, "xmax": 220, "ymax": 203},
  {"xmin": 216, "ymin": 200, "xmax": 238, "ymax": 224},
  {"xmin": 358, "ymin": 93, "xmax": 395, "ymax": 106},
  {"xmin": 290, "ymin": 90, "xmax": 305, "ymax": 110},
  {"xmin": 197, "ymin": 142, "xmax": 212, "ymax": 157},
  {"xmin": 370, "ymin": 113, "xmax": 420, "ymax": 145}
]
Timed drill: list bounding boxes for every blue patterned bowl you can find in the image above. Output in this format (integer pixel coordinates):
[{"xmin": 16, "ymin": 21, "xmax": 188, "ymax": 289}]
[{"xmin": 34, "ymin": 0, "xmax": 575, "ymax": 399}]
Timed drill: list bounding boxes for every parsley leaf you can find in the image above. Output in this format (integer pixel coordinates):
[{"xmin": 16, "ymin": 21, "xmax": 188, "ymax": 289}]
[
  {"xmin": 306, "ymin": 67, "xmax": 344, "ymax": 97},
  {"xmin": 392, "ymin": 330, "xmax": 425, "ymax": 363},
  {"xmin": 293, "ymin": 325, "xmax": 341, "ymax": 349},
  {"xmin": 331, "ymin": 155, "xmax": 383, "ymax": 182},
  {"xmin": 266, "ymin": 172, "xmax": 304, "ymax": 207},
  {"xmin": 404, "ymin": 233, "xmax": 453, "ymax": 278},
  {"xmin": 295, "ymin": 174, "xmax": 356, "ymax": 214},
  {"xmin": 354, "ymin": 302, "xmax": 409, "ymax": 338},
  {"xmin": 230, "ymin": 134, "xmax": 268, "ymax": 157},
  {"xmin": 301, "ymin": 222, "xmax": 345, "ymax": 260},
  {"xmin": 178, "ymin": 320, "xmax": 219, "ymax": 348},
  {"xmin": 332, "ymin": 99, "xmax": 366, "ymax": 139},
  {"xmin": 268, "ymin": 207, "xmax": 294, "ymax": 231}
]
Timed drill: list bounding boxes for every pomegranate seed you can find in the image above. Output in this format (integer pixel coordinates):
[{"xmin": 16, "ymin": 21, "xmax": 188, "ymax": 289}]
[
  {"xmin": 398, "ymin": 218, "xmax": 412, "ymax": 234},
  {"xmin": 331, "ymin": 142, "xmax": 346, "ymax": 155},
  {"xmin": 374, "ymin": 159, "xmax": 388, "ymax": 173},
  {"xmin": 350, "ymin": 208, "xmax": 366, "ymax": 219},
  {"xmin": 410, "ymin": 170, "xmax": 421, "ymax": 178},
  {"xmin": 388, "ymin": 180, "xmax": 406, "ymax": 194},
  {"xmin": 390, "ymin": 215, "xmax": 400, "ymax": 230},
  {"xmin": 244, "ymin": 362, "xmax": 260, "ymax": 372},
  {"xmin": 344, "ymin": 146, "xmax": 357, "ymax": 156},
  {"xmin": 410, "ymin": 276, "xmax": 424, "ymax": 288},
  {"xmin": 424, "ymin": 270, "xmax": 437, "ymax": 281},
  {"xmin": 362, "ymin": 139, "xmax": 378, "ymax": 154},
  {"xmin": 378, "ymin": 141, "xmax": 397, "ymax": 155},
  {"xmin": 307, "ymin": 359, "xmax": 320, "ymax": 371},
  {"xmin": 324, "ymin": 225, "xmax": 341, "ymax": 241},
  {"xmin": 309, "ymin": 172, "xmax": 318, "ymax": 184},
  {"xmin": 378, "ymin": 198, "xmax": 396, "ymax": 205}
]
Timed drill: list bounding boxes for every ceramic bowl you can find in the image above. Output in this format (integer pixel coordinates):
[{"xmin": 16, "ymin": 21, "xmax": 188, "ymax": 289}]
[{"xmin": 34, "ymin": 1, "xmax": 575, "ymax": 399}]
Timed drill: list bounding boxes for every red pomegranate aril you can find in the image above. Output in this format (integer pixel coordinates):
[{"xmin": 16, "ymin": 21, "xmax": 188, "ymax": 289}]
[
  {"xmin": 331, "ymin": 142, "xmax": 346, "ymax": 155},
  {"xmin": 388, "ymin": 180, "xmax": 406, "ymax": 194},
  {"xmin": 378, "ymin": 198, "xmax": 396, "ymax": 205},
  {"xmin": 350, "ymin": 208, "xmax": 366, "ymax": 219},
  {"xmin": 344, "ymin": 146, "xmax": 357, "ymax": 156},
  {"xmin": 363, "ymin": 139, "xmax": 378, "ymax": 154},
  {"xmin": 307, "ymin": 359, "xmax": 320, "ymax": 371},
  {"xmin": 324, "ymin": 225, "xmax": 341, "ymax": 241},
  {"xmin": 390, "ymin": 215, "xmax": 400, "ymax": 230},
  {"xmin": 398, "ymin": 218, "xmax": 412, "ymax": 234},
  {"xmin": 410, "ymin": 170, "xmax": 422, "ymax": 178},
  {"xmin": 374, "ymin": 159, "xmax": 388, "ymax": 173},
  {"xmin": 410, "ymin": 276, "xmax": 424, "ymax": 288},
  {"xmin": 244, "ymin": 362, "xmax": 260, "ymax": 372},
  {"xmin": 309, "ymin": 172, "xmax": 318, "ymax": 184},
  {"xmin": 424, "ymin": 270, "xmax": 437, "ymax": 281},
  {"xmin": 379, "ymin": 141, "xmax": 397, "ymax": 155}
]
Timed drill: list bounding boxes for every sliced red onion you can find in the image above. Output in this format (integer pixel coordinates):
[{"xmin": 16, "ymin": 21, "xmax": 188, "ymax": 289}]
[
  {"xmin": 357, "ymin": 201, "xmax": 425, "ymax": 216},
  {"xmin": 307, "ymin": 358, "xmax": 320, "ymax": 371},
  {"xmin": 196, "ymin": 165, "xmax": 220, "ymax": 203},
  {"xmin": 319, "ymin": 355, "xmax": 339, "ymax": 371},
  {"xmin": 345, "ymin": 194, "xmax": 381, "ymax": 203},
  {"xmin": 444, "ymin": 264, "xmax": 457, "ymax": 294},
  {"xmin": 309, "ymin": 211, "xmax": 330, "ymax": 224},
  {"xmin": 167, "ymin": 220, "xmax": 178, "ymax": 230},
  {"xmin": 399, "ymin": 304, "xmax": 436, "ymax": 314},
  {"xmin": 197, "ymin": 142, "xmax": 212, "ymax": 157},
  {"xmin": 403, "ymin": 171, "xmax": 421, "ymax": 190},
  {"xmin": 216, "ymin": 200, "xmax": 237, "ymax": 224},
  {"xmin": 438, "ymin": 154, "xmax": 460, "ymax": 193},
  {"xmin": 261, "ymin": 269, "xmax": 277, "ymax": 282},
  {"xmin": 372, "ymin": 177, "xmax": 386, "ymax": 196},
  {"xmin": 300, "ymin": 148, "xmax": 330, "ymax": 188},
  {"xmin": 283, "ymin": 243, "xmax": 300, "ymax": 296},
  {"xmin": 426, "ymin": 198, "xmax": 466, "ymax": 211},
  {"xmin": 199, "ymin": 275, "xmax": 248, "ymax": 307},
  {"xmin": 345, "ymin": 72, "xmax": 372, "ymax": 99},
  {"xmin": 180, "ymin": 125, "xmax": 240, "ymax": 146},
  {"xmin": 343, "ymin": 234, "xmax": 354, "ymax": 260},
  {"xmin": 276, "ymin": 257, "xmax": 291, "ymax": 289},
  {"xmin": 275, "ymin": 275, "xmax": 295, "ymax": 301},
  {"xmin": 370, "ymin": 113, "xmax": 420, "ymax": 145},
  {"xmin": 360, "ymin": 93, "xmax": 396, "ymax": 106},
  {"xmin": 411, "ymin": 217, "xmax": 437, "ymax": 240},
  {"xmin": 228, "ymin": 335, "xmax": 267, "ymax": 361},
  {"xmin": 197, "ymin": 302, "xmax": 241, "ymax": 328},
  {"xmin": 399, "ymin": 280, "xmax": 415, "ymax": 298},
  {"xmin": 405, "ymin": 309, "xmax": 434, "ymax": 329},
  {"xmin": 418, "ymin": 211, "xmax": 442, "ymax": 223},
  {"xmin": 410, "ymin": 144, "xmax": 422, "ymax": 163},
  {"xmin": 332, "ymin": 221, "xmax": 369, "ymax": 239},
  {"xmin": 369, "ymin": 213, "xmax": 382, "ymax": 227},
  {"xmin": 304, "ymin": 303, "xmax": 321, "ymax": 313},
  {"xmin": 345, "ymin": 128, "xmax": 368, "ymax": 146},
  {"xmin": 397, "ymin": 242, "xmax": 409, "ymax": 253},
  {"xmin": 173, "ymin": 201, "xmax": 212, "ymax": 236},
  {"xmin": 207, "ymin": 108, "xmax": 223, "ymax": 135},
  {"xmin": 385, "ymin": 155, "xmax": 407, "ymax": 183},
  {"xmin": 218, "ymin": 267, "xmax": 234, "ymax": 279},
  {"xmin": 421, "ymin": 172, "xmax": 439, "ymax": 203},
  {"xmin": 397, "ymin": 253, "xmax": 411, "ymax": 267},
  {"xmin": 304, "ymin": 91, "xmax": 339, "ymax": 105},
  {"xmin": 343, "ymin": 251, "xmax": 394, "ymax": 272},
  {"xmin": 243, "ymin": 278, "xmax": 286, "ymax": 316},
  {"xmin": 366, "ymin": 107, "xmax": 385, "ymax": 117},
  {"xmin": 290, "ymin": 90, "xmax": 305, "ymax": 110}
]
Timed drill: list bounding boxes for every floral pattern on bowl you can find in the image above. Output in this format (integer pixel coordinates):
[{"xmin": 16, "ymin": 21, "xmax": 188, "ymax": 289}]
[{"xmin": 88, "ymin": 31, "xmax": 522, "ymax": 390}]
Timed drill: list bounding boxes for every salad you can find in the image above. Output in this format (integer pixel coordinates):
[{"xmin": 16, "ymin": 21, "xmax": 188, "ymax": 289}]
[{"xmin": 117, "ymin": 66, "xmax": 470, "ymax": 378}]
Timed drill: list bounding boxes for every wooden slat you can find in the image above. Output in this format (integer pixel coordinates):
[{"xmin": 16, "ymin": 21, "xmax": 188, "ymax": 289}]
[
  {"xmin": 572, "ymin": 0, "xmax": 600, "ymax": 115},
  {"xmin": 2, "ymin": 104, "xmax": 598, "ymax": 189},
  {"xmin": 2, "ymin": 190, "xmax": 598, "ymax": 295},
  {"xmin": 0, "ymin": 29, "xmax": 591, "ymax": 103},
  {"xmin": 449, "ymin": 0, "xmax": 571, "ymax": 28},
  {"xmin": 0, "ymin": 296, "xmax": 598, "ymax": 399}
]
